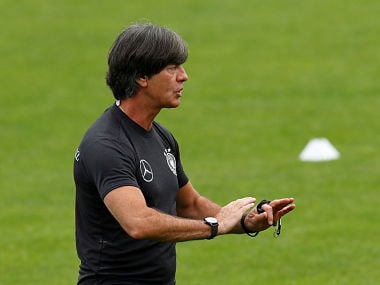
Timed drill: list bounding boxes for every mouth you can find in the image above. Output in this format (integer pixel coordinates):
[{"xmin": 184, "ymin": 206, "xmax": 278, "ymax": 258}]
[{"xmin": 176, "ymin": 88, "xmax": 184, "ymax": 96}]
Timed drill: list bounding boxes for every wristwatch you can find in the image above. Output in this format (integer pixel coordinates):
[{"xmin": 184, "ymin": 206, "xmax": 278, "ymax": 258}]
[{"xmin": 204, "ymin": 217, "xmax": 219, "ymax": 239}]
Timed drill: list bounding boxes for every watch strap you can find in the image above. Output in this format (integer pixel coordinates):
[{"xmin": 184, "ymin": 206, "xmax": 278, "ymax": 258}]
[{"xmin": 204, "ymin": 218, "xmax": 218, "ymax": 239}]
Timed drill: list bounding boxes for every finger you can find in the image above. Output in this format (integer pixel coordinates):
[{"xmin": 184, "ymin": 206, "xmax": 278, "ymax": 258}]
[
  {"xmin": 277, "ymin": 203, "xmax": 296, "ymax": 218},
  {"xmin": 234, "ymin": 197, "xmax": 256, "ymax": 209},
  {"xmin": 239, "ymin": 197, "xmax": 256, "ymax": 213},
  {"xmin": 220, "ymin": 197, "xmax": 256, "ymax": 217},
  {"xmin": 238, "ymin": 197, "xmax": 256, "ymax": 204},
  {"xmin": 261, "ymin": 204, "xmax": 274, "ymax": 225},
  {"xmin": 270, "ymin": 197, "xmax": 294, "ymax": 207},
  {"xmin": 270, "ymin": 198, "xmax": 295, "ymax": 211}
]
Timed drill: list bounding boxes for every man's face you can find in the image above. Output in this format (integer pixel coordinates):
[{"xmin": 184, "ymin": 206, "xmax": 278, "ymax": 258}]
[{"xmin": 144, "ymin": 64, "xmax": 188, "ymax": 109}]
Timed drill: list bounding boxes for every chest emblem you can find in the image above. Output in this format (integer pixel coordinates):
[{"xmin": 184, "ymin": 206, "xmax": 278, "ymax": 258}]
[
  {"xmin": 164, "ymin": 149, "xmax": 177, "ymax": 176},
  {"xmin": 140, "ymin": 159, "xmax": 153, "ymax": 182}
]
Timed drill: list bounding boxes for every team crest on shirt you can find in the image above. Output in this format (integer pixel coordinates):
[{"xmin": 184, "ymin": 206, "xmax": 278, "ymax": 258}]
[{"xmin": 164, "ymin": 148, "xmax": 177, "ymax": 176}]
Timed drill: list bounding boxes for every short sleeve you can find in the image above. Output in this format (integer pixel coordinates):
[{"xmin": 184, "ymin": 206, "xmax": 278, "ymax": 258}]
[{"xmin": 80, "ymin": 137, "xmax": 139, "ymax": 199}]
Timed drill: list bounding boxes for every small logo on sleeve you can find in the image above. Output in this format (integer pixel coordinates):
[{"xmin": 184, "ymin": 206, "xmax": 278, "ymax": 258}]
[{"xmin": 74, "ymin": 149, "xmax": 80, "ymax": 162}]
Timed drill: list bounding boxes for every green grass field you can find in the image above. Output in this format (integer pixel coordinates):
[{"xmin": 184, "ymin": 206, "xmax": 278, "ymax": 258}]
[{"xmin": 1, "ymin": 0, "xmax": 379, "ymax": 284}]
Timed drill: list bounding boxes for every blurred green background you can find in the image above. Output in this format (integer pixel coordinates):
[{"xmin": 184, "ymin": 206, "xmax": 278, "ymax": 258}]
[{"xmin": 1, "ymin": 0, "xmax": 379, "ymax": 284}]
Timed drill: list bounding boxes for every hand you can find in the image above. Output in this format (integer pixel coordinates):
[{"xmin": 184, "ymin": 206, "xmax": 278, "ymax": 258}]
[
  {"xmin": 243, "ymin": 198, "xmax": 295, "ymax": 233},
  {"xmin": 216, "ymin": 197, "xmax": 256, "ymax": 235}
]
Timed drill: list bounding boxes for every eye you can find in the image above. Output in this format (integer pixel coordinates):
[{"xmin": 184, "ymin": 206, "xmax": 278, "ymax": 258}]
[{"xmin": 167, "ymin": 65, "xmax": 178, "ymax": 73}]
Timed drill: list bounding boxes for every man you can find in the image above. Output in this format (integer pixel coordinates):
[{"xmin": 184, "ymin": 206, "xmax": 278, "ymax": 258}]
[{"xmin": 73, "ymin": 23, "xmax": 295, "ymax": 284}]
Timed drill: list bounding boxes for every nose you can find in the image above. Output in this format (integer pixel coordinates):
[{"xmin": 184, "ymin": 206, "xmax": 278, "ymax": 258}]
[{"xmin": 177, "ymin": 65, "xmax": 188, "ymax": 82}]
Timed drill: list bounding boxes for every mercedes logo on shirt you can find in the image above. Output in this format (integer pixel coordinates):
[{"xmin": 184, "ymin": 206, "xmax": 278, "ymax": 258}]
[{"xmin": 140, "ymin": 159, "xmax": 153, "ymax": 182}]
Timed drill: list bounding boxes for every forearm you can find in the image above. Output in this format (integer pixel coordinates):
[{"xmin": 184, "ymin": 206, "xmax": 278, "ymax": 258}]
[
  {"xmin": 105, "ymin": 185, "xmax": 219, "ymax": 242},
  {"xmin": 105, "ymin": 184, "xmax": 258, "ymax": 242},
  {"xmin": 126, "ymin": 207, "xmax": 214, "ymax": 242},
  {"xmin": 177, "ymin": 195, "xmax": 221, "ymax": 220},
  {"xmin": 139, "ymin": 197, "xmax": 250, "ymax": 241}
]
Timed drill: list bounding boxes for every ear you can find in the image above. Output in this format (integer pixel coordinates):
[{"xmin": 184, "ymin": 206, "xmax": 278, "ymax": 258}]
[{"xmin": 136, "ymin": 76, "xmax": 148, "ymax": 87}]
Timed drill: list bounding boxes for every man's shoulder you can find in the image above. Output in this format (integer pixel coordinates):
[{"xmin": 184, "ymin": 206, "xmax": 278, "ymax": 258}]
[
  {"xmin": 82, "ymin": 106, "xmax": 120, "ymax": 139},
  {"xmin": 153, "ymin": 121, "xmax": 176, "ymax": 146},
  {"xmin": 153, "ymin": 121, "xmax": 170, "ymax": 135},
  {"xmin": 77, "ymin": 106, "xmax": 127, "ymax": 155}
]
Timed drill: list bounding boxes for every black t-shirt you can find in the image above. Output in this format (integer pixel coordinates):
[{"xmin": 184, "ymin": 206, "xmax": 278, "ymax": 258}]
[{"xmin": 74, "ymin": 103, "xmax": 189, "ymax": 284}]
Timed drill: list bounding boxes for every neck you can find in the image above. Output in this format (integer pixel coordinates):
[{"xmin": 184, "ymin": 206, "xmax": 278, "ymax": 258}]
[{"xmin": 117, "ymin": 99, "xmax": 159, "ymax": 131}]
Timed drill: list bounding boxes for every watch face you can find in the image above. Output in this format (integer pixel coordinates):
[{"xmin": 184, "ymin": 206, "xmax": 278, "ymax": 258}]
[{"xmin": 205, "ymin": 217, "xmax": 218, "ymax": 224}]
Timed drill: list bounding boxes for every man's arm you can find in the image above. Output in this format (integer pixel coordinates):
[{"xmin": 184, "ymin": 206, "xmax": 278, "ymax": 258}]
[
  {"xmin": 175, "ymin": 181, "xmax": 221, "ymax": 219},
  {"xmin": 176, "ymin": 182, "xmax": 296, "ymax": 235},
  {"xmin": 104, "ymin": 184, "xmax": 255, "ymax": 242}
]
